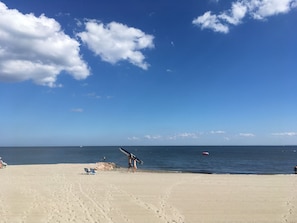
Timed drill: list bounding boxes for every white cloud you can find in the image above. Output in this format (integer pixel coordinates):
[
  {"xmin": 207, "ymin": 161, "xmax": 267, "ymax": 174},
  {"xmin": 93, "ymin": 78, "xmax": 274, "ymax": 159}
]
[
  {"xmin": 272, "ymin": 132, "xmax": 297, "ymax": 136},
  {"xmin": 128, "ymin": 136, "xmax": 140, "ymax": 141},
  {"xmin": 71, "ymin": 108, "xmax": 84, "ymax": 113},
  {"xmin": 144, "ymin": 135, "xmax": 162, "ymax": 140},
  {"xmin": 0, "ymin": 2, "xmax": 90, "ymax": 87},
  {"xmin": 193, "ymin": 11, "xmax": 229, "ymax": 33},
  {"xmin": 219, "ymin": 1, "xmax": 247, "ymax": 25},
  {"xmin": 239, "ymin": 133, "xmax": 255, "ymax": 137},
  {"xmin": 179, "ymin": 132, "xmax": 198, "ymax": 138},
  {"xmin": 137, "ymin": 132, "xmax": 202, "ymax": 141},
  {"xmin": 77, "ymin": 20, "xmax": 154, "ymax": 70},
  {"xmin": 247, "ymin": 0, "xmax": 297, "ymax": 19},
  {"xmin": 210, "ymin": 130, "xmax": 226, "ymax": 134},
  {"xmin": 193, "ymin": 0, "xmax": 297, "ymax": 33},
  {"xmin": 168, "ymin": 132, "xmax": 202, "ymax": 140}
]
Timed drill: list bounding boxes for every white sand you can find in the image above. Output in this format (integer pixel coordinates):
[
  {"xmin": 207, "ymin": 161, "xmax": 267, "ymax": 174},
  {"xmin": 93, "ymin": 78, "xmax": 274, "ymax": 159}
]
[{"xmin": 0, "ymin": 164, "xmax": 296, "ymax": 223}]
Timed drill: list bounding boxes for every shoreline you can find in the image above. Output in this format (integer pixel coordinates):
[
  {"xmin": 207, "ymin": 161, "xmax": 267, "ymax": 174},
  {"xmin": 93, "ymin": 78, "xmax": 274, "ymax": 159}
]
[
  {"xmin": 4, "ymin": 163, "xmax": 297, "ymax": 175},
  {"xmin": 1, "ymin": 163, "xmax": 296, "ymax": 223}
]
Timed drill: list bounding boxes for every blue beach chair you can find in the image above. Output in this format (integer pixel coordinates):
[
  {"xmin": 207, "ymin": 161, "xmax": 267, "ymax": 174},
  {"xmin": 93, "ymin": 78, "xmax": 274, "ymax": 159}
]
[{"xmin": 84, "ymin": 168, "xmax": 96, "ymax": 175}]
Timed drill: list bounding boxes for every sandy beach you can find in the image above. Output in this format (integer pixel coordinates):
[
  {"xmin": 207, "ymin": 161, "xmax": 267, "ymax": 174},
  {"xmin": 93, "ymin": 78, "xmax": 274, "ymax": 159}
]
[{"xmin": 0, "ymin": 164, "xmax": 296, "ymax": 223}]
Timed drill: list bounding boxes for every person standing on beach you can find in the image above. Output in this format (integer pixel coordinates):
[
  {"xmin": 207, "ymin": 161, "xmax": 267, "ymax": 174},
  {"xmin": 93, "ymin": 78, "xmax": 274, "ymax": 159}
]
[
  {"xmin": 128, "ymin": 155, "xmax": 133, "ymax": 169},
  {"xmin": 132, "ymin": 155, "xmax": 137, "ymax": 171},
  {"xmin": 128, "ymin": 154, "xmax": 137, "ymax": 171},
  {"xmin": 0, "ymin": 157, "xmax": 7, "ymax": 169}
]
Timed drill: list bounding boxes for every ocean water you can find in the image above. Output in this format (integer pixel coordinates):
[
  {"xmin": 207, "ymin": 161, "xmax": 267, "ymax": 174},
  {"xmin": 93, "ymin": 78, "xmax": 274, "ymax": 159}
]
[{"xmin": 0, "ymin": 146, "xmax": 296, "ymax": 174}]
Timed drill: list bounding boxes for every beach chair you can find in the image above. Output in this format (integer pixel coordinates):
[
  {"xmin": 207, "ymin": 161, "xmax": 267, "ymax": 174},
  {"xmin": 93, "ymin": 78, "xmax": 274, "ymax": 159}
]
[
  {"xmin": 84, "ymin": 168, "xmax": 90, "ymax": 174},
  {"xmin": 84, "ymin": 168, "xmax": 96, "ymax": 175},
  {"xmin": 90, "ymin": 168, "xmax": 97, "ymax": 174}
]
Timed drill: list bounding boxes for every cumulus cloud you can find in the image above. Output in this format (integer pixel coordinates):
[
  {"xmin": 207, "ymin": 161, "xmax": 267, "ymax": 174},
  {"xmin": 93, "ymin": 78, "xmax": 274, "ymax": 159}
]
[
  {"xmin": 178, "ymin": 132, "xmax": 199, "ymax": 138},
  {"xmin": 239, "ymin": 133, "xmax": 255, "ymax": 137},
  {"xmin": 128, "ymin": 136, "xmax": 140, "ymax": 141},
  {"xmin": 247, "ymin": 0, "xmax": 297, "ymax": 19},
  {"xmin": 193, "ymin": 11, "xmax": 230, "ymax": 33},
  {"xmin": 168, "ymin": 132, "xmax": 202, "ymax": 140},
  {"xmin": 193, "ymin": 0, "xmax": 297, "ymax": 33},
  {"xmin": 131, "ymin": 132, "xmax": 202, "ymax": 141},
  {"xmin": 77, "ymin": 20, "xmax": 154, "ymax": 70},
  {"xmin": 210, "ymin": 130, "xmax": 226, "ymax": 134},
  {"xmin": 0, "ymin": 2, "xmax": 90, "ymax": 87},
  {"xmin": 144, "ymin": 135, "xmax": 162, "ymax": 140},
  {"xmin": 272, "ymin": 132, "xmax": 297, "ymax": 136}
]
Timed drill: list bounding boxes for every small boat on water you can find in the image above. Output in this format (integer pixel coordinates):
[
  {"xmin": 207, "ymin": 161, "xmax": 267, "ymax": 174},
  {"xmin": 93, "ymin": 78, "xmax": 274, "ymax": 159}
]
[{"xmin": 202, "ymin": 151, "xmax": 209, "ymax": 156}]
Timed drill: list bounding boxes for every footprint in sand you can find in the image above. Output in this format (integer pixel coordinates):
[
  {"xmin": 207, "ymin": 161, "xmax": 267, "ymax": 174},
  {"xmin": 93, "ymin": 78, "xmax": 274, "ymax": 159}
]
[
  {"xmin": 109, "ymin": 183, "xmax": 185, "ymax": 223},
  {"xmin": 77, "ymin": 182, "xmax": 114, "ymax": 223}
]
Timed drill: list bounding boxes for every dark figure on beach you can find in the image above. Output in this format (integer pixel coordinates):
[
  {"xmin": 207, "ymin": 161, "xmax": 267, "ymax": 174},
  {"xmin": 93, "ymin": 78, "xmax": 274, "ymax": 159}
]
[
  {"xmin": 128, "ymin": 155, "xmax": 133, "ymax": 168},
  {"xmin": 133, "ymin": 157, "xmax": 137, "ymax": 170},
  {"xmin": 294, "ymin": 165, "xmax": 297, "ymax": 174},
  {"xmin": 128, "ymin": 154, "xmax": 137, "ymax": 171}
]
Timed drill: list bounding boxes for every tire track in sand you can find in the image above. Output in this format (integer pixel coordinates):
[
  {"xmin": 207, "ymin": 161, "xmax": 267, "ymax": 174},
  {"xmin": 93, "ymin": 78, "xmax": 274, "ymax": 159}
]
[
  {"xmin": 108, "ymin": 182, "xmax": 185, "ymax": 223},
  {"xmin": 104, "ymin": 184, "xmax": 133, "ymax": 223},
  {"xmin": 0, "ymin": 193, "xmax": 9, "ymax": 223},
  {"xmin": 77, "ymin": 182, "xmax": 114, "ymax": 223},
  {"xmin": 158, "ymin": 180, "xmax": 186, "ymax": 223}
]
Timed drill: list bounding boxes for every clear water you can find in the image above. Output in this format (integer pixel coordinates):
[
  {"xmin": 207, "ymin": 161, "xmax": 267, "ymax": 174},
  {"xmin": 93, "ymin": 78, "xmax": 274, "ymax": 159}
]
[{"xmin": 1, "ymin": 146, "xmax": 296, "ymax": 174}]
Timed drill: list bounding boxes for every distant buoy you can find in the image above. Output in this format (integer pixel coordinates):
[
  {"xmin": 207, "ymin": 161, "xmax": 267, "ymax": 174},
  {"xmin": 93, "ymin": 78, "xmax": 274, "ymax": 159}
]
[{"xmin": 202, "ymin": 151, "xmax": 209, "ymax": 156}]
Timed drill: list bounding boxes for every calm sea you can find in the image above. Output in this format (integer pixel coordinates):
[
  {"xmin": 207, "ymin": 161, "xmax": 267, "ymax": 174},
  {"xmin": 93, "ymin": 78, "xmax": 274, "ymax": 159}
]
[{"xmin": 0, "ymin": 146, "xmax": 296, "ymax": 174}]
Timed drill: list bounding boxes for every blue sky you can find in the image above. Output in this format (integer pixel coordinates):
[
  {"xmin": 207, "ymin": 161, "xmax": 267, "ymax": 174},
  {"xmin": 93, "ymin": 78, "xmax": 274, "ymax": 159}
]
[{"xmin": 0, "ymin": 0, "xmax": 297, "ymax": 146}]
